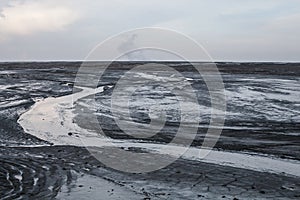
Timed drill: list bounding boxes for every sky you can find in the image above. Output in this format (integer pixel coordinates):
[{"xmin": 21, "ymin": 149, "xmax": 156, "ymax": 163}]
[{"xmin": 0, "ymin": 0, "xmax": 300, "ymax": 62}]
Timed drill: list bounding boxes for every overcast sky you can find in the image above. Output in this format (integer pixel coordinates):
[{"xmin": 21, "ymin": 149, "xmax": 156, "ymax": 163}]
[{"xmin": 0, "ymin": 0, "xmax": 299, "ymax": 61}]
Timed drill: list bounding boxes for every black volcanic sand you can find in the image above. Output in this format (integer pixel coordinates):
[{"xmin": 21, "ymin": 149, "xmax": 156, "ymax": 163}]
[
  {"xmin": 0, "ymin": 62, "xmax": 79, "ymax": 146},
  {"xmin": 0, "ymin": 62, "xmax": 300, "ymax": 199},
  {"xmin": 76, "ymin": 62, "xmax": 300, "ymax": 160},
  {"xmin": 0, "ymin": 146, "xmax": 299, "ymax": 199}
]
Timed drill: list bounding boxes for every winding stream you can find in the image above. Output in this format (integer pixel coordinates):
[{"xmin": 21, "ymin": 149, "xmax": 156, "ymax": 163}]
[{"xmin": 17, "ymin": 86, "xmax": 300, "ymax": 177}]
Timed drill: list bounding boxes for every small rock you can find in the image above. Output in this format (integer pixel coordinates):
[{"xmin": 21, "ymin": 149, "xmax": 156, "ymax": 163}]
[{"xmin": 103, "ymin": 86, "xmax": 110, "ymax": 91}]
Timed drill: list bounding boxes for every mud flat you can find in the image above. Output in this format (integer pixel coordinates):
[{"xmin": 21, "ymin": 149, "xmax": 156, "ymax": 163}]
[
  {"xmin": 17, "ymin": 86, "xmax": 300, "ymax": 177},
  {"xmin": 0, "ymin": 62, "xmax": 299, "ymax": 199},
  {"xmin": 0, "ymin": 146, "xmax": 299, "ymax": 199}
]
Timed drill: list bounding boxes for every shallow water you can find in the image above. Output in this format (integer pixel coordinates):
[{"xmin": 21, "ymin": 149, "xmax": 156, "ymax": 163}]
[
  {"xmin": 17, "ymin": 74, "xmax": 300, "ymax": 177},
  {"xmin": 1, "ymin": 62, "xmax": 300, "ymax": 199}
]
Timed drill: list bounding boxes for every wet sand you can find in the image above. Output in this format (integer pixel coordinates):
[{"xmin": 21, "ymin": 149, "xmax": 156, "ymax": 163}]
[
  {"xmin": 0, "ymin": 62, "xmax": 299, "ymax": 199},
  {"xmin": 1, "ymin": 146, "xmax": 299, "ymax": 199},
  {"xmin": 17, "ymin": 83, "xmax": 300, "ymax": 177}
]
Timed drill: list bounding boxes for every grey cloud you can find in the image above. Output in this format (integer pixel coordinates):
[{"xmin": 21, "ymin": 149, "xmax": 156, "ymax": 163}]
[
  {"xmin": 0, "ymin": 0, "xmax": 79, "ymax": 41},
  {"xmin": 0, "ymin": 0, "xmax": 299, "ymax": 61}
]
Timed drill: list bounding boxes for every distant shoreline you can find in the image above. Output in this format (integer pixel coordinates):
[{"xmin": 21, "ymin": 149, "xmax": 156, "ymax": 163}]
[{"xmin": 1, "ymin": 60, "xmax": 300, "ymax": 64}]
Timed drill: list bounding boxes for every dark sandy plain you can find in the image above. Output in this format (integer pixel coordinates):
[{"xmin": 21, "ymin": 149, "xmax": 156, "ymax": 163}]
[{"xmin": 0, "ymin": 62, "xmax": 299, "ymax": 199}]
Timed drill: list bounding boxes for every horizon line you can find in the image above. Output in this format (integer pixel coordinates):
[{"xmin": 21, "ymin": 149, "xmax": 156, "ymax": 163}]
[{"xmin": 0, "ymin": 60, "xmax": 300, "ymax": 63}]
